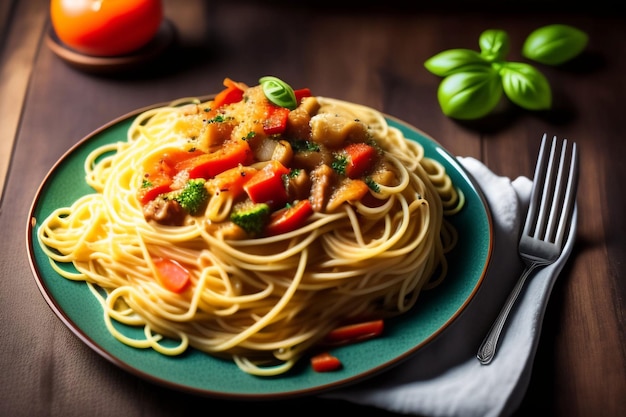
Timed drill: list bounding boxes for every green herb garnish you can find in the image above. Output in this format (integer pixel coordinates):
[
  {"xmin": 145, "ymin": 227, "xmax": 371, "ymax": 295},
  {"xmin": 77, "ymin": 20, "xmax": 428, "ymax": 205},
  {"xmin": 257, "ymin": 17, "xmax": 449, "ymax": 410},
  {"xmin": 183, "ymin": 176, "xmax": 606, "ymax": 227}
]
[
  {"xmin": 331, "ymin": 154, "xmax": 348, "ymax": 175},
  {"xmin": 365, "ymin": 177, "xmax": 380, "ymax": 193},
  {"xmin": 291, "ymin": 140, "xmax": 320, "ymax": 153},
  {"xmin": 259, "ymin": 76, "xmax": 298, "ymax": 110},
  {"xmin": 424, "ymin": 24, "xmax": 588, "ymax": 120}
]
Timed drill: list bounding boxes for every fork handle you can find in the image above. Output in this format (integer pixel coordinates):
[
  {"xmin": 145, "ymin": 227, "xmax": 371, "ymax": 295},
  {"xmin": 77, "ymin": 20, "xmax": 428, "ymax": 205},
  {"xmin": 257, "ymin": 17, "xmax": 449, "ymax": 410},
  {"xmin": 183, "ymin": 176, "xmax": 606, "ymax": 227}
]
[{"xmin": 476, "ymin": 263, "xmax": 540, "ymax": 364}]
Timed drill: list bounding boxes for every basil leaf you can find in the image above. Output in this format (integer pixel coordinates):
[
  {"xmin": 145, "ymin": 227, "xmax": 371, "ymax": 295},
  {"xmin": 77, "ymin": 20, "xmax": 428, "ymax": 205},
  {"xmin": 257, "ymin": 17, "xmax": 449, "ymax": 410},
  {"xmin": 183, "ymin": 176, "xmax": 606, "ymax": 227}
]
[
  {"xmin": 479, "ymin": 29, "xmax": 510, "ymax": 62},
  {"xmin": 259, "ymin": 76, "xmax": 297, "ymax": 110},
  {"xmin": 424, "ymin": 49, "xmax": 490, "ymax": 77},
  {"xmin": 500, "ymin": 62, "xmax": 552, "ymax": 110},
  {"xmin": 437, "ymin": 66, "xmax": 503, "ymax": 120},
  {"xmin": 522, "ymin": 24, "xmax": 588, "ymax": 66}
]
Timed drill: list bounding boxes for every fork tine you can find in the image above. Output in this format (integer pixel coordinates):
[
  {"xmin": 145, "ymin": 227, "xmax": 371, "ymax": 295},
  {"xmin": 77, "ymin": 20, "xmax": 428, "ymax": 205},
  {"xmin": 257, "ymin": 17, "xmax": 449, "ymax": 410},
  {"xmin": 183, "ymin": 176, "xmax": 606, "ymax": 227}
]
[
  {"xmin": 545, "ymin": 137, "xmax": 569, "ymax": 240},
  {"xmin": 534, "ymin": 135, "xmax": 558, "ymax": 239},
  {"xmin": 523, "ymin": 134, "xmax": 579, "ymax": 247},
  {"xmin": 523, "ymin": 133, "xmax": 550, "ymax": 238},
  {"xmin": 554, "ymin": 141, "xmax": 579, "ymax": 248},
  {"xmin": 524, "ymin": 134, "xmax": 579, "ymax": 247}
]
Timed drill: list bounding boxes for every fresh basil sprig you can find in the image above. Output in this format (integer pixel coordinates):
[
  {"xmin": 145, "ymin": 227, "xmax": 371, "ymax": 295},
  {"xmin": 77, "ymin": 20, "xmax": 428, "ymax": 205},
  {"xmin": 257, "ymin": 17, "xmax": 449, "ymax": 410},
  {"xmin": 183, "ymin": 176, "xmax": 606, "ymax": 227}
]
[
  {"xmin": 424, "ymin": 24, "xmax": 588, "ymax": 120},
  {"xmin": 259, "ymin": 76, "xmax": 297, "ymax": 110}
]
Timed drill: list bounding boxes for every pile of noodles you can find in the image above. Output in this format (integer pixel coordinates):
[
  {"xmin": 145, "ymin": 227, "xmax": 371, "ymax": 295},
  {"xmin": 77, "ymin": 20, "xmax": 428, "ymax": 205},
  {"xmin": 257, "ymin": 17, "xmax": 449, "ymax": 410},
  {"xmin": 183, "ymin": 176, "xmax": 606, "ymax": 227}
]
[{"xmin": 38, "ymin": 94, "xmax": 463, "ymax": 376}]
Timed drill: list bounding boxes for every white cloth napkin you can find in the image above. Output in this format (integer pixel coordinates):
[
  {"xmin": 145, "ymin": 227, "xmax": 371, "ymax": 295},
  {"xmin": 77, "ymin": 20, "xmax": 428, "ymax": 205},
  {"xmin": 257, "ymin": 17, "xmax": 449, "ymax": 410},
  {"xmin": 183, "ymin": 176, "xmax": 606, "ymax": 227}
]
[{"xmin": 324, "ymin": 157, "xmax": 578, "ymax": 417}]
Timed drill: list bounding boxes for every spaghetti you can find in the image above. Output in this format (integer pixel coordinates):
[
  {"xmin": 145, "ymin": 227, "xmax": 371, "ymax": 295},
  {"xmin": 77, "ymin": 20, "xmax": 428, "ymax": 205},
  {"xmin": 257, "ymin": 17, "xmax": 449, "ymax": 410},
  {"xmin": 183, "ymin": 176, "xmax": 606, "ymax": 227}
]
[{"xmin": 37, "ymin": 78, "xmax": 464, "ymax": 376}]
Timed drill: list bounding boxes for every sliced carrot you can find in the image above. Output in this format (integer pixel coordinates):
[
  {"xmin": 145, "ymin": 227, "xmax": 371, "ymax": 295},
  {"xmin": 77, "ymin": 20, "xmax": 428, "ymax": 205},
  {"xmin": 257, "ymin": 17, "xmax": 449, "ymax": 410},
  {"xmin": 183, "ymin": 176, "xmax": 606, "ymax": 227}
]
[
  {"xmin": 176, "ymin": 139, "xmax": 253, "ymax": 179},
  {"xmin": 323, "ymin": 319, "xmax": 384, "ymax": 344},
  {"xmin": 159, "ymin": 149, "xmax": 204, "ymax": 167},
  {"xmin": 153, "ymin": 258, "xmax": 190, "ymax": 293},
  {"xmin": 310, "ymin": 352, "xmax": 342, "ymax": 372},
  {"xmin": 326, "ymin": 178, "xmax": 370, "ymax": 212},
  {"xmin": 210, "ymin": 165, "xmax": 258, "ymax": 196},
  {"xmin": 211, "ymin": 78, "xmax": 246, "ymax": 109}
]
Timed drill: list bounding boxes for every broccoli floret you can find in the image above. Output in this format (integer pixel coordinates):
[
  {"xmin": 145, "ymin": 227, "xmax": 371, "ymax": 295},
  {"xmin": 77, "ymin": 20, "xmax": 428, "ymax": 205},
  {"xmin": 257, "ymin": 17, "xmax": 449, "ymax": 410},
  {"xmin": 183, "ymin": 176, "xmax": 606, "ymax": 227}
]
[
  {"xmin": 172, "ymin": 179, "xmax": 209, "ymax": 215},
  {"xmin": 230, "ymin": 201, "xmax": 270, "ymax": 235}
]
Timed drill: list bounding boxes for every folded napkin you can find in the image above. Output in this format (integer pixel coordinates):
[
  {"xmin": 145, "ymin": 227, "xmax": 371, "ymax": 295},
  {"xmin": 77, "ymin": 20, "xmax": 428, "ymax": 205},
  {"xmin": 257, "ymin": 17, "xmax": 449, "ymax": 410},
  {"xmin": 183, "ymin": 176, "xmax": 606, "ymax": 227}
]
[{"xmin": 324, "ymin": 157, "xmax": 577, "ymax": 417}]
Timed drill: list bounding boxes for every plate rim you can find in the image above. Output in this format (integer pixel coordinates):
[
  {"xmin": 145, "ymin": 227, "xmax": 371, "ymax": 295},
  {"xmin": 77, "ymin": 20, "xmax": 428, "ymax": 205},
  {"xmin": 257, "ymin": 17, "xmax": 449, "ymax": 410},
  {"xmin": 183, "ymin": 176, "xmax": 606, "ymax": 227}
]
[{"xmin": 26, "ymin": 97, "xmax": 494, "ymax": 399}]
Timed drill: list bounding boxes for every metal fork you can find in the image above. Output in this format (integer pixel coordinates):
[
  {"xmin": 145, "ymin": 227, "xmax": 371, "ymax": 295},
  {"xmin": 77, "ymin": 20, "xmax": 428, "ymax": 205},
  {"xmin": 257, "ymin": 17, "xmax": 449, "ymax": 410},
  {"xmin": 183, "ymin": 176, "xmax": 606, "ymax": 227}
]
[{"xmin": 476, "ymin": 134, "xmax": 579, "ymax": 365}]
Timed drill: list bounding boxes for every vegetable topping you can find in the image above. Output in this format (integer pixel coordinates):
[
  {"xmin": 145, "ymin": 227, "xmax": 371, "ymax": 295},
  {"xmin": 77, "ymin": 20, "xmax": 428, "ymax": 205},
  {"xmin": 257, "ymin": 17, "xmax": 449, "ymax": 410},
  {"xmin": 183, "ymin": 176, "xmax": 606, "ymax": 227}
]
[
  {"xmin": 259, "ymin": 76, "xmax": 298, "ymax": 110},
  {"xmin": 137, "ymin": 76, "xmax": 390, "ymax": 237}
]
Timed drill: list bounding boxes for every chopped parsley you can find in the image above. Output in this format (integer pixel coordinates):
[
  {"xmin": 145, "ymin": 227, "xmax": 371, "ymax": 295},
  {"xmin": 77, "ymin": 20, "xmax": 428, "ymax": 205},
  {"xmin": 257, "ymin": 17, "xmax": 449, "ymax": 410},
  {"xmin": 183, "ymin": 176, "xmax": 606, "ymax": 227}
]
[
  {"xmin": 206, "ymin": 114, "xmax": 234, "ymax": 124},
  {"xmin": 291, "ymin": 140, "xmax": 320, "ymax": 153},
  {"xmin": 365, "ymin": 177, "xmax": 380, "ymax": 192},
  {"xmin": 331, "ymin": 154, "xmax": 348, "ymax": 175},
  {"xmin": 287, "ymin": 168, "xmax": 301, "ymax": 178}
]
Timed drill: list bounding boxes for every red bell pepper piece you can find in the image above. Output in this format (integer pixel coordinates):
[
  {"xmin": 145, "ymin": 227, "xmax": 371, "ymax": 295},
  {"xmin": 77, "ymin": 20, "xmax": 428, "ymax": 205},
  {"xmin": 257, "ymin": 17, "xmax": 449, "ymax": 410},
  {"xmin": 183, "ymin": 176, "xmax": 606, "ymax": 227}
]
[
  {"xmin": 310, "ymin": 352, "xmax": 342, "ymax": 372},
  {"xmin": 243, "ymin": 160, "xmax": 290, "ymax": 207},
  {"xmin": 176, "ymin": 139, "xmax": 253, "ymax": 179},
  {"xmin": 343, "ymin": 143, "xmax": 378, "ymax": 178},
  {"xmin": 294, "ymin": 87, "xmax": 312, "ymax": 104},
  {"xmin": 264, "ymin": 199, "xmax": 313, "ymax": 236},
  {"xmin": 323, "ymin": 319, "xmax": 385, "ymax": 345},
  {"xmin": 153, "ymin": 258, "xmax": 190, "ymax": 293},
  {"xmin": 263, "ymin": 105, "xmax": 290, "ymax": 135}
]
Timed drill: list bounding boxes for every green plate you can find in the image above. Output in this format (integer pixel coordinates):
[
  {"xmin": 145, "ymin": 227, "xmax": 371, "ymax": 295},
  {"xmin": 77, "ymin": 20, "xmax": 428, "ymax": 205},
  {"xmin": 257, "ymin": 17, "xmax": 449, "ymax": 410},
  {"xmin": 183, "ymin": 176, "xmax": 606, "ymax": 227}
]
[{"xmin": 27, "ymin": 100, "xmax": 493, "ymax": 399}]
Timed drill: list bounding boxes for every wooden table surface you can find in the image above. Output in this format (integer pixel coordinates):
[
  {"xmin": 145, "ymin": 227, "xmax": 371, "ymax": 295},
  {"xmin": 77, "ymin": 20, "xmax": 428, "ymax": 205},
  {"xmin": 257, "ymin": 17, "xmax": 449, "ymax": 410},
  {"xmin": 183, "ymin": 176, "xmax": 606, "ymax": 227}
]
[{"xmin": 1, "ymin": 1, "xmax": 625, "ymax": 416}]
